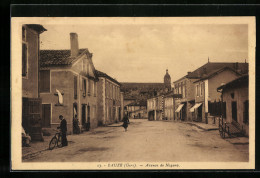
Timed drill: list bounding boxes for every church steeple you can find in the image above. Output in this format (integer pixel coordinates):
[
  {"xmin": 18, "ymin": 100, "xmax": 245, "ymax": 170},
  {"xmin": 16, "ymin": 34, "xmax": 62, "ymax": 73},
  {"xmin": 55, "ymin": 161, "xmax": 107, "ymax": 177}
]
[{"xmin": 164, "ymin": 69, "xmax": 171, "ymax": 91}]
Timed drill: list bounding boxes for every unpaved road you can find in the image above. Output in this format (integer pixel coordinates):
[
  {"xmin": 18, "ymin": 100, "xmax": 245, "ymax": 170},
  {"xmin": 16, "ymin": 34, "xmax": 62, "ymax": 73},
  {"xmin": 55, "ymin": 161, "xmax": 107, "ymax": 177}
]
[{"xmin": 23, "ymin": 119, "xmax": 248, "ymax": 162}]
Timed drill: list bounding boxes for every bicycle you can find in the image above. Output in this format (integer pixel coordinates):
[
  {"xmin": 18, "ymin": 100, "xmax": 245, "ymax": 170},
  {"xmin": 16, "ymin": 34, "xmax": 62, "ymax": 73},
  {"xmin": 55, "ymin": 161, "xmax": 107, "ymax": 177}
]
[{"xmin": 49, "ymin": 130, "xmax": 62, "ymax": 150}]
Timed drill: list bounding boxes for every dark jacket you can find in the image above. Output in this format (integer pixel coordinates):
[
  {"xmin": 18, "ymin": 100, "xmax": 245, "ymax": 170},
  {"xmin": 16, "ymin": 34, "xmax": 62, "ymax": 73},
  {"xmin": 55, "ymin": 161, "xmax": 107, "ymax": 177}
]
[
  {"xmin": 60, "ymin": 119, "xmax": 67, "ymax": 134},
  {"xmin": 122, "ymin": 115, "xmax": 129, "ymax": 128}
]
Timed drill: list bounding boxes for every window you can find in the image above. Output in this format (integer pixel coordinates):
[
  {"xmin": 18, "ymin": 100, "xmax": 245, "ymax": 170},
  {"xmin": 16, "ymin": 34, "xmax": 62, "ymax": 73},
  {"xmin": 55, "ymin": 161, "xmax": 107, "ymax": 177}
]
[
  {"xmin": 243, "ymin": 100, "xmax": 249, "ymax": 124},
  {"xmin": 22, "ymin": 26, "xmax": 27, "ymax": 77},
  {"xmin": 196, "ymin": 85, "xmax": 199, "ymax": 96},
  {"xmin": 22, "ymin": 43, "xmax": 28, "ymax": 77},
  {"xmin": 181, "ymin": 82, "xmax": 183, "ymax": 95},
  {"xmin": 39, "ymin": 70, "xmax": 50, "ymax": 93},
  {"xmin": 88, "ymin": 79, "xmax": 91, "ymax": 95},
  {"xmin": 87, "ymin": 63, "xmax": 90, "ymax": 75},
  {"xmin": 22, "ymin": 26, "xmax": 26, "ymax": 41},
  {"xmin": 200, "ymin": 83, "xmax": 203, "ymax": 96},
  {"xmin": 182, "ymin": 83, "xmax": 186, "ymax": 98},
  {"xmin": 110, "ymin": 83, "xmax": 112, "ymax": 99},
  {"xmin": 83, "ymin": 78, "xmax": 86, "ymax": 97},
  {"xmin": 94, "ymin": 81, "xmax": 97, "ymax": 97},
  {"xmin": 74, "ymin": 76, "xmax": 78, "ymax": 99}
]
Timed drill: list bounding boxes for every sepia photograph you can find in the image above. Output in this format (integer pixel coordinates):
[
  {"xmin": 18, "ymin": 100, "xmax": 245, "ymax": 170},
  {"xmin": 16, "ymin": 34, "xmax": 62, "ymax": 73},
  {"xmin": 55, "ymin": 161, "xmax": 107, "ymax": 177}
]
[{"xmin": 11, "ymin": 17, "xmax": 255, "ymax": 170}]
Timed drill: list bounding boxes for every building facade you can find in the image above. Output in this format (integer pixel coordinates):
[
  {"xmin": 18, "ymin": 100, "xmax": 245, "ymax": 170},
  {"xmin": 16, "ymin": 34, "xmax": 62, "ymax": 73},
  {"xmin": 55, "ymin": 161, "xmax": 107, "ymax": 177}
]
[
  {"xmin": 125, "ymin": 100, "xmax": 147, "ymax": 119},
  {"xmin": 217, "ymin": 75, "xmax": 249, "ymax": 136},
  {"xmin": 39, "ymin": 33, "xmax": 99, "ymax": 134},
  {"xmin": 22, "ymin": 24, "xmax": 46, "ymax": 141},
  {"xmin": 96, "ymin": 70, "xmax": 123, "ymax": 126},
  {"xmin": 163, "ymin": 92, "xmax": 182, "ymax": 120},
  {"xmin": 147, "ymin": 95, "xmax": 164, "ymax": 121},
  {"xmin": 173, "ymin": 62, "xmax": 248, "ymax": 123},
  {"xmin": 193, "ymin": 67, "xmax": 244, "ymax": 123},
  {"xmin": 173, "ymin": 76, "xmax": 197, "ymax": 121}
]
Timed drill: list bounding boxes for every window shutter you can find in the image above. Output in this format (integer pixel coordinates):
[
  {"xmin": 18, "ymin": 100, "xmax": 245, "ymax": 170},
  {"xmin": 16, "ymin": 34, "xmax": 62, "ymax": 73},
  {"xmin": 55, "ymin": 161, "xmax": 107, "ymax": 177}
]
[
  {"xmin": 39, "ymin": 70, "xmax": 50, "ymax": 93},
  {"xmin": 74, "ymin": 76, "xmax": 77, "ymax": 99},
  {"xmin": 22, "ymin": 43, "xmax": 27, "ymax": 76}
]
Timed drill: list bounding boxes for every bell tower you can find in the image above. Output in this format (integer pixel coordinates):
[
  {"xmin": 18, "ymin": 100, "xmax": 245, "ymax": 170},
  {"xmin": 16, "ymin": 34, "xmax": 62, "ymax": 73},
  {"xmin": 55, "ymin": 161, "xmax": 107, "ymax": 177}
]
[{"xmin": 164, "ymin": 69, "xmax": 171, "ymax": 91}]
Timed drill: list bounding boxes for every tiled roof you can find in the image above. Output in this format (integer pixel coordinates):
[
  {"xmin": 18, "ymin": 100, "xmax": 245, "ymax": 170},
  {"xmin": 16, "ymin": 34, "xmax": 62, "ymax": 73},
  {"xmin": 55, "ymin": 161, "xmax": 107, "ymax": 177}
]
[
  {"xmin": 121, "ymin": 83, "xmax": 165, "ymax": 90},
  {"xmin": 127, "ymin": 100, "xmax": 147, "ymax": 106},
  {"xmin": 174, "ymin": 62, "xmax": 248, "ymax": 83},
  {"xmin": 186, "ymin": 62, "xmax": 248, "ymax": 79},
  {"xmin": 193, "ymin": 66, "xmax": 241, "ymax": 83},
  {"xmin": 40, "ymin": 49, "xmax": 87, "ymax": 67},
  {"xmin": 26, "ymin": 24, "xmax": 47, "ymax": 34},
  {"xmin": 95, "ymin": 70, "xmax": 121, "ymax": 86},
  {"xmin": 217, "ymin": 75, "xmax": 248, "ymax": 91}
]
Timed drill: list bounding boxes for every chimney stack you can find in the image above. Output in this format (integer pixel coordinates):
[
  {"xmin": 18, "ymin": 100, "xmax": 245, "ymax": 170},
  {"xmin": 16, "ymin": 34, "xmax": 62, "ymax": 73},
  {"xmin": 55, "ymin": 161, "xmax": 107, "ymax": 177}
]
[{"xmin": 70, "ymin": 33, "xmax": 79, "ymax": 57}]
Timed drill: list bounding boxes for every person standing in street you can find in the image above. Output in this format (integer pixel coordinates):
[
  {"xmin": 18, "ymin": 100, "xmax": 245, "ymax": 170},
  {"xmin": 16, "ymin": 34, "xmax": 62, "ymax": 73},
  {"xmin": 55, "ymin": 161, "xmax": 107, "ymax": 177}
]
[
  {"xmin": 122, "ymin": 112, "xmax": 129, "ymax": 132},
  {"xmin": 57, "ymin": 115, "xmax": 68, "ymax": 147}
]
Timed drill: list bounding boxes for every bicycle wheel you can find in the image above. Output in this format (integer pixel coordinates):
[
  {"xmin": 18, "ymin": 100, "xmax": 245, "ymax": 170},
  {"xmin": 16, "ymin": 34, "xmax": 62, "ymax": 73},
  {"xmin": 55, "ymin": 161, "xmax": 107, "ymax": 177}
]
[
  {"xmin": 57, "ymin": 134, "xmax": 62, "ymax": 148},
  {"xmin": 49, "ymin": 137, "xmax": 57, "ymax": 150}
]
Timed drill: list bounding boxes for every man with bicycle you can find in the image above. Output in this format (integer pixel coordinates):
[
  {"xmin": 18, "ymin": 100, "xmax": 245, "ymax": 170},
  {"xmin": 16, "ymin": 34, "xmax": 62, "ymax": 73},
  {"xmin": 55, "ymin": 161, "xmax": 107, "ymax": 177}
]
[{"xmin": 57, "ymin": 115, "xmax": 68, "ymax": 147}]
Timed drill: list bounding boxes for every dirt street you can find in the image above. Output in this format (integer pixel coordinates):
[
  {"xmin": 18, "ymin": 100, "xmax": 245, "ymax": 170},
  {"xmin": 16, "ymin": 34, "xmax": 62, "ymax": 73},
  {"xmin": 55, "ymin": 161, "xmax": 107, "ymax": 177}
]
[{"xmin": 23, "ymin": 119, "xmax": 248, "ymax": 162}]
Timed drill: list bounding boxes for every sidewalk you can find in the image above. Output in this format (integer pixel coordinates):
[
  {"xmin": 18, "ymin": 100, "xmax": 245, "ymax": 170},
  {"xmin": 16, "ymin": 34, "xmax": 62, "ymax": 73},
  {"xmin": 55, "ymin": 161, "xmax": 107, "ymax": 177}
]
[
  {"xmin": 22, "ymin": 121, "xmax": 124, "ymax": 160},
  {"xmin": 185, "ymin": 122, "xmax": 219, "ymax": 131},
  {"xmin": 184, "ymin": 121, "xmax": 249, "ymax": 146}
]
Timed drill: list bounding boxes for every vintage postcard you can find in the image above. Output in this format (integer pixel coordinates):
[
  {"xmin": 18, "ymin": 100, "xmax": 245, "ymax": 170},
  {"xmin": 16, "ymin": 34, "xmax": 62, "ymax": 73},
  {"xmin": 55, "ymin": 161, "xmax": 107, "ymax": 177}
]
[{"xmin": 11, "ymin": 17, "xmax": 255, "ymax": 170}]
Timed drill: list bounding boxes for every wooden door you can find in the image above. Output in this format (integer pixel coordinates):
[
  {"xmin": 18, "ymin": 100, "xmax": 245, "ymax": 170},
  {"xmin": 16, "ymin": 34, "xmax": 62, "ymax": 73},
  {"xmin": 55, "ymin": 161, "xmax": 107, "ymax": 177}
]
[
  {"xmin": 86, "ymin": 105, "xmax": 90, "ymax": 131},
  {"xmin": 232, "ymin": 101, "xmax": 237, "ymax": 122},
  {"xmin": 82, "ymin": 104, "xmax": 86, "ymax": 127},
  {"xmin": 22, "ymin": 97, "xmax": 43, "ymax": 141},
  {"xmin": 42, "ymin": 104, "xmax": 51, "ymax": 127}
]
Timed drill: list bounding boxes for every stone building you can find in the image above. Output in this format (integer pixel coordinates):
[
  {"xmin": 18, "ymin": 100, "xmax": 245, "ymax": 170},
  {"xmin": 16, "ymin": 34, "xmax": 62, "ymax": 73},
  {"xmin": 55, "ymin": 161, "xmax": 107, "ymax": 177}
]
[
  {"xmin": 122, "ymin": 69, "xmax": 172, "ymax": 115},
  {"xmin": 96, "ymin": 70, "xmax": 123, "ymax": 125},
  {"xmin": 39, "ymin": 33, "xmax": 99, "ymax": 134},
  {"xmin": 193, "ymin": 66, "xmax": 246, "ymax": 123},
  {"xmin": 173, "ymin": 61, "xmax": 248, "ymax": 123},
  {"xmin": 125, "ymin": 100, "xmax": 147, "ymax": 118},
  {"xmin": 22, "ymin": 24, "xmax": 47, "ymax": 141},
  {"xmin": 147, "ymin": 94, "xmax": 164, "ymax": 121},
  {"xmin": 217, "ymin": 75, "xmax": 249, "ymax": 136}
]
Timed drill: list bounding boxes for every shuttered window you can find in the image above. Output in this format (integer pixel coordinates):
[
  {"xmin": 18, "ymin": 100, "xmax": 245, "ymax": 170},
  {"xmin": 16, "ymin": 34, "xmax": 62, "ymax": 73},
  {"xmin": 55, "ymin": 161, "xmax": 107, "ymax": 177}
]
[
  {"xmin": 243, "ymin": 100, "xmax": 249, "ymax": 124},
  {"xmin": 22, "ymin": 43, "xmax": 28, "ymax": 77},
  {"xmin": 39, "ymin": 70, "xmax": 50, "ymax": 93},
  {"xmin": 74, "ymin": 76, "xmax": 78, "ymax": 99},
  {"xmin": 83, "ymin": 78, "xmax": 86, "ymax": 97},
  {"xmin": 88, "ymin": 79, "xmax": 91, "ymax": 95}
]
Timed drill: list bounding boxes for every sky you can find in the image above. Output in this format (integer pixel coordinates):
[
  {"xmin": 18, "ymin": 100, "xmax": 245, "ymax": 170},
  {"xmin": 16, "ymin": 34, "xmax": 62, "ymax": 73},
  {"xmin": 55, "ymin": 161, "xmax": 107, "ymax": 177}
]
[{"xmin": 40, "ymin": 23, "xmax": 248, "ymax": 83}]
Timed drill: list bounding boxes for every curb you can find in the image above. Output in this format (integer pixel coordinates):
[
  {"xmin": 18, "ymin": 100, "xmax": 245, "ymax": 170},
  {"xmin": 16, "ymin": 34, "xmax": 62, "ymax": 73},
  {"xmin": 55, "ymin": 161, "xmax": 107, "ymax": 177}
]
[
  {"xmin": 22, "ymin": 148, "xmax": 49, "ymax": 160},
  {"xmin": 186, "ymin": 122, "xmax": 218, "ymax": 131}
]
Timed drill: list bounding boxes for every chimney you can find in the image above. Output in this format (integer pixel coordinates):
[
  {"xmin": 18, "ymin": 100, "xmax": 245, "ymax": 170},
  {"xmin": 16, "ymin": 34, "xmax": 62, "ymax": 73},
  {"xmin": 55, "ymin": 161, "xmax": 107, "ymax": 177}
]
[
  {"xmin": 187, "ymin": 72, "xmax": 192, "ymax": 75},
  {"xmin": 70, "ymin": 33, "xmax": 79, "ymax": 57}
]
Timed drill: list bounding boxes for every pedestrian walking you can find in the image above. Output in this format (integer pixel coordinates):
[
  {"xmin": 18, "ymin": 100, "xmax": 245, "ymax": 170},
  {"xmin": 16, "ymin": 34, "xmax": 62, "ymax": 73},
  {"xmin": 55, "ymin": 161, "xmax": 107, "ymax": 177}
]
[
  {"xmin": 57, "ymin": 115, "xmax": 68, "ymax": 147},
  {"xmin": 122, "ymin": 112, "xmax": 129, "ymax": 132},
  {"xmin": 73, "ymin": 114, "xmax": 80, "ymax": 134}
]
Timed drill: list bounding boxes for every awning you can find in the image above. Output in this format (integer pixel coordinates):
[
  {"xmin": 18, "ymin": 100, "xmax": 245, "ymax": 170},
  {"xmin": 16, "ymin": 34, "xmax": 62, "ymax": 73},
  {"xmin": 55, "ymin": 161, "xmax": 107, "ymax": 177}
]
[
  {"xmin": 175, "ymin": 104, "xmax": 184, "ymax": 112},
  {"xmin": 189, "ymin": 103, "xmax": 202, "ymax": 112}
]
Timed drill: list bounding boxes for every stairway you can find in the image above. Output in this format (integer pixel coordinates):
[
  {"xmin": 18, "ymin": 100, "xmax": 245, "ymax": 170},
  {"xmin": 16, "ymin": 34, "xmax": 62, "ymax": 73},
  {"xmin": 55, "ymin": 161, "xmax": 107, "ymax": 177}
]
[{"xmin": 225, "ymin": 123, "xmax": 244, "ymax": 138}]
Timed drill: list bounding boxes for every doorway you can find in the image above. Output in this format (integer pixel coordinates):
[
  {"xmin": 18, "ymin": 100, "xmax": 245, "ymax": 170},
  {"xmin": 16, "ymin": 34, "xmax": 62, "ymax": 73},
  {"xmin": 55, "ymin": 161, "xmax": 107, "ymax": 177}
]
[
  {"xmin": 86, "ymin": 105, "xmax": 90, "ymax": 131},
  {"xmin": 119, "ymin": 107, "xmax": 121, "ymax": 121},
  {"xmin": 181, "ymin": 103, "xmax": 187, "ymax": 121},
  {"xmin": 42, "ymin": 104, "xmax": 51, "ymax": 128},
  {"xmin": 82, "ymin": 104, "xmax": 86, "ymax": 130},
  {"xmin": 197, "ymin": 104, "xmax": 202, "ymax": 122},
  {"xmin": 232, "ymin": 101, "xmax": 237, "ymax": 122},
  {"xmin": 73, "ymin": 103, "xmax": 78, "ymax": 134}
]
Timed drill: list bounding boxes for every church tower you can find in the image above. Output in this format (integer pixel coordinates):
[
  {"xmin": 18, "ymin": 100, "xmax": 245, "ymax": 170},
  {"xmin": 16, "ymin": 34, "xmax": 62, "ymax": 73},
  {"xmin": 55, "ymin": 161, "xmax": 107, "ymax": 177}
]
[{"xmin": 164, "ymin": 69, "xmax": 171, "ymax": 91}]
